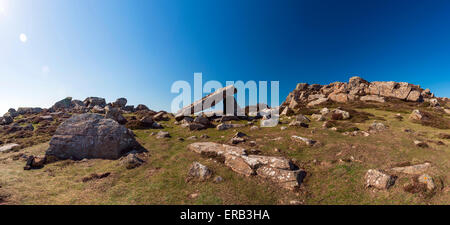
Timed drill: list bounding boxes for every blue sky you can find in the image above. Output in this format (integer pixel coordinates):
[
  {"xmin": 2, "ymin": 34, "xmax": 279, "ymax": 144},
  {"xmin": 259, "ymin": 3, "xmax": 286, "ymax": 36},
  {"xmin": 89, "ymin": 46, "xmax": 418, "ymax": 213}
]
[{"xmin": 1, "ymin": 0, "xmax": 450, "ymax": 113}]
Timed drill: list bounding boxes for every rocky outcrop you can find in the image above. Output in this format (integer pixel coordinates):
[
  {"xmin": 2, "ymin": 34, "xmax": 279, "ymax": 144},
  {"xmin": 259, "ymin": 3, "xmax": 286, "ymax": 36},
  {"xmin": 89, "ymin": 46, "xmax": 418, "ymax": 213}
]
[
  {"xmin": 83, "ymin": 97, "xmax": 106, "ymax": 108},
  {"xmin": 187, "ymin": 142, "xmax": 305, "ymax": 190},
  {"xmin": 282, "ymin": 77, "xmax": 433, "ymax": 111},
  {"xmin": 45, "ymin": 113, "xmax": 140, "ymax": 160}
]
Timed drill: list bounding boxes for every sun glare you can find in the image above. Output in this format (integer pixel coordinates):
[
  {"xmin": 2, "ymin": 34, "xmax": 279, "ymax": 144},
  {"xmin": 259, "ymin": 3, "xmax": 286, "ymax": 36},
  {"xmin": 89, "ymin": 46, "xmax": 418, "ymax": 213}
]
[{"xmin": 19, "ymin": 33, "xmax": 27, "ymax": 43}]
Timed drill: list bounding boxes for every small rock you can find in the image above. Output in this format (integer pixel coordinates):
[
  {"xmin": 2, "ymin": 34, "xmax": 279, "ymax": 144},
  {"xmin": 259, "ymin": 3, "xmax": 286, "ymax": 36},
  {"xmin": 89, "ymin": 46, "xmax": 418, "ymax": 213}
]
[
  {"xmin": 368, "ymin": 122, "xmax": 387, "ymax": 132},
  {"xmin": 418, "ymin": 174, "xmax": 435, "ymax": 191},
  {"xmin": 291, "ymin": 135, "xmax": 316, "ymax": 146},
  {"xmin": 213, "ymin": 176, "xmax": 224, "ymax": 183},
  {"xmin": 123, "ymin": 153, "xmax": 144, "ymax": 169},
  {"xmin": 250, "ymin": 126, "xmax": 259, "ymax": 130},
  {"xmin": 0, "ymin": 143, "xmax": 20, "ymax": 153},
  {"xmin": 280, "ymin": 126, "xmax": 287, "ymax": 131},
  {"xmin": 186, "ymin": 162, "xmax": 212, "ymax": 182},
  {"xmin": 156, "ymin": 131, "xmax": 171, "ymax": 139},
  {"xmin": 414, "ymin": 140, "xmax": 428, "ymax": 148}
]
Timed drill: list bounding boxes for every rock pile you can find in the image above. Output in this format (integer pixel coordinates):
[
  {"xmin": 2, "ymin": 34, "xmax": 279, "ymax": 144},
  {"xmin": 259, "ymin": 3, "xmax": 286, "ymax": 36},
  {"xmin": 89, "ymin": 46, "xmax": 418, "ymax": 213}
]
[{"xmin": 281, "ymin": 76, "xmax": 439, "ymax": 113}]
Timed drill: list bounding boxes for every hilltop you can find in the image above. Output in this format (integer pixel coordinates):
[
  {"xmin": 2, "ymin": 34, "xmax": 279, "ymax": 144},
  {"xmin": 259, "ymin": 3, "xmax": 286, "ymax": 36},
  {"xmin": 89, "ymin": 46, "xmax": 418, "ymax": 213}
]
[{"xmin": 0, "ymin": 77, "xmax": 449, "ymax": 205}]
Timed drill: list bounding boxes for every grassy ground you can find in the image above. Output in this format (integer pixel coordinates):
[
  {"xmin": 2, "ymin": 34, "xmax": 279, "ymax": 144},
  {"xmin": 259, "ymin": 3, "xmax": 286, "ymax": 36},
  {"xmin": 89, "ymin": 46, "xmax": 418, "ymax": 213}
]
[{"xmin": 0, "ymin": 107, "xmax": 449, "ymax": 205}]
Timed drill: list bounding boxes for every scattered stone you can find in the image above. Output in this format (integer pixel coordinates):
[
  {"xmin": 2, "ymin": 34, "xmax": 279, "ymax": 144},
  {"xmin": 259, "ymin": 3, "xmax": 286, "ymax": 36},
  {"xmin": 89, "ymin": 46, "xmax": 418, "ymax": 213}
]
[
  {"xmin": 17, "ymin": 107, "xmax": 43, "ymax": 115},
  {"xmin": 390, "ymin": 162, "xmax": 431, "ymax": 175},
  {"xmin": 368, "ymin": 122, "xmax": 387, "ymax": 132},
  {"xmin": 82, "ymin": 172, "xmax": 111, "ymax": 182},
  {"xmin": 291, "ymin": 136, "xmax": 317, "ymax": 146},
  {"xmin": 250, "ymin": 126, "xmax": 259, "ymax": 130},
  {"xmin": 364, "ymin": 169, "xmax": 396, "ymax": 190},
  {"xmin": 213, "ymin": 176, "xmax": 224, "ymax": 183},
  {"xmin": 123, "ymin": 153, "xmax": 144, "ymax": 169},
  {"xmin": 331, "ymin": 109, "xmax": 350, "ymax": 120},
  {"xmin": 438, "ymin": 133, "xmax": 450, "ymax": 139},
  {"xmin": 156, "ymin": 131, "xmax": 171, "ymax": 139},
  {"xmin": 280, "ymin": 126, "xmax": 287, "ymax": 130},
  {"xmin": 216, "ymin": 123, "xmax": 244, "ymax": 131},
  {"xmin": 320, "ymin": 108, "xmax": 330, "ymax": 115},
  {"xmin": 288, "ymin": 121, "xmax": 309, "ymax": 128},
  {"xmin": 45, "ymin": 113, "xmax": 141, "ymax": 160},
  {"xmin": 1, "ymin": 115, "xmax": 13, "ymax": 125},
  {"xmin": 414, "ymin": 140, "xmax": 428, "ymax": 148},
  {"xmin": 409, "ymin": 109, "xmax": 425, "ymax": 121},
  {"xmin": 418, "ymin": 174, "xmax": 435, "ymax": 191},
  {"xmin": 187, "ymin": 136, "xmax": 197, "ymax": 140},
  {"xmin": 200, "ymin": 134, "xmax": 210, "ymax": 139},
  {"xmin": 0, "ymin": 143, "xmax": 20, "ymax": 153},
  {"xmin": 24, "ymin": 155, "xmax": 46, "ymax": 170},
  {"xmin": 311, "ymin": 114, "xmax": 325, "ymax": 121},
  {"xmin": 186, "ymin": 162, "xmax": 213, "ymax": 182}
]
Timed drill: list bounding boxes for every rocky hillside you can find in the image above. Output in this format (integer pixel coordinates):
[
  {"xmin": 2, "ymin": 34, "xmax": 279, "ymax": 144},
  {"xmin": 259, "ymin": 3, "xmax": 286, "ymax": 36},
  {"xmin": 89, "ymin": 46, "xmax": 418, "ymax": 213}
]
[{"xmin": 0, "ymin": 78, "xmax": 449, "ymax": 205}]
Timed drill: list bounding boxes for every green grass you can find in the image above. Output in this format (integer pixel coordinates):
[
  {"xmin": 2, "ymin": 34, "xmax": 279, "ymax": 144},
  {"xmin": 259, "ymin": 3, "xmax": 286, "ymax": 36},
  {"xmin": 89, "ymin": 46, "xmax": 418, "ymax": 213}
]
[{"xmin": 0, "ymin": 107, "xmax": 449, "ymax": 205}]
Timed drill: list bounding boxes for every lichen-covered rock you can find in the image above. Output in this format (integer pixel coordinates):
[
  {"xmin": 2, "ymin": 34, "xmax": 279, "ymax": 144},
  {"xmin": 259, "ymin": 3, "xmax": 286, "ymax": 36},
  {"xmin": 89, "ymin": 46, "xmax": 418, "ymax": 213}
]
[
  {"xmin": 186, "ymin": 162, "xmax": 213, "ymax": 181},
  {"xmin": 45, "ymin": 113, "xmax": 140, "ymax": 160},
  {"xmin": 365, "ymin": 169, "xmax": 396, "ymax": 190}
]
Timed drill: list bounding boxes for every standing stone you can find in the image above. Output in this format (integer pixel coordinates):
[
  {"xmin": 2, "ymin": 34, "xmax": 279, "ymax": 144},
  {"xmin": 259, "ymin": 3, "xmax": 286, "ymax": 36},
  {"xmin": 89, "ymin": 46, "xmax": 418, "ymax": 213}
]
[{"xmin": 45, "ymin": 113, "xmax": 140, "ymax": 160}]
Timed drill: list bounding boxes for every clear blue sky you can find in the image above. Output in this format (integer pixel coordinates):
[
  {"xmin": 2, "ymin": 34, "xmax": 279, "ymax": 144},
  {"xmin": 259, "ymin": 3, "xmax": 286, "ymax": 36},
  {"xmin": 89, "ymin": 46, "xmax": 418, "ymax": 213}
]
[{"xmin": 1, "ymin": 0, "xmax": 450, "ymax": 114}]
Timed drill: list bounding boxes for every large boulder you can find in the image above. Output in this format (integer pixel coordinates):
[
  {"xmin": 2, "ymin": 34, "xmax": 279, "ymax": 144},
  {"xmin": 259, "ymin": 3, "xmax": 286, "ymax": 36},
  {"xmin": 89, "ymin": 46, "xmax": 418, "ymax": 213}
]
[{"xmin": 45, "ymin": 113, "xmax": 140, "ymax": 160}]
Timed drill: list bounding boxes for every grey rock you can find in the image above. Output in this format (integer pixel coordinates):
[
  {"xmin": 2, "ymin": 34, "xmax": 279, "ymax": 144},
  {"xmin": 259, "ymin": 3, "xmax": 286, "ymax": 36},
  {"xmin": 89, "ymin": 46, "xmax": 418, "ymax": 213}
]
[{"xmin": 45, "ymin": 113, "xmax": 140, "ymax": 160}]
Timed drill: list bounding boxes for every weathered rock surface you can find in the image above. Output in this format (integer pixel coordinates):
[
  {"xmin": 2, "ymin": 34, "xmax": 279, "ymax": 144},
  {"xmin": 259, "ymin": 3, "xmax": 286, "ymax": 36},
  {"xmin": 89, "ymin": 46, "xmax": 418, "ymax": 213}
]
[
  {"xmin": 84, "ymin": 97, "xmax": 106, "ymax": 108},
  {"xmin": 112, "ymin": 98, "xmax": 127, "ymax": 108},
  {"xmin": 365, "ymin": 169, "xmax": 396, "ymax": 190},
  {"xmin": 45, "ymin": 113, "xmax": 140, "ymax": 160},
  {"xmin": 282, "ymin": 77, "xmax": 432, "ymax": 110},
  {"xmin": 187, "ymin": 142, "xmax": 305, "ymax": 190},
  {"xmin": 390, "ymin": 162, "xmax": 431, "ymax": 175},
  {"xmin": 105, "ymin": 106, "xmax": 127, "ymax": 124},
  {"xmin": 186, "ymin": 162, "xmax": 213, "ymax": 182}
]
